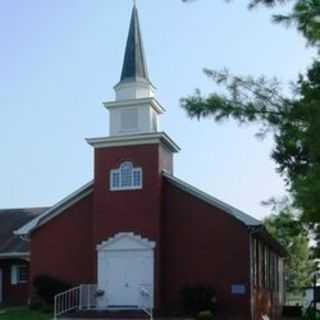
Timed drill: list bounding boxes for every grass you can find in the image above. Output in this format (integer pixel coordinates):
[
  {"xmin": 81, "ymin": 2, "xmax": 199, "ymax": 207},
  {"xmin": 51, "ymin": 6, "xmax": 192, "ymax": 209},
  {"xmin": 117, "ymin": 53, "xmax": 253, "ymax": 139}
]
[{"xmin": 0, "ymin": 307, "xmax": 52, "ymax": 320}]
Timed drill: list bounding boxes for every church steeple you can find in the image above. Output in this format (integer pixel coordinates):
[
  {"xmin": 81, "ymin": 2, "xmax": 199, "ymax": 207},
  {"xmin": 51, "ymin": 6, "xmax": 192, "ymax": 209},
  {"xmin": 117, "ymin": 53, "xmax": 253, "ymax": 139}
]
[
  {"xmin": 114, "ymin": 4, "xmax": 155, "ymax": 101},
  {"xmin": 120, "ymin": 4, "xmax": 150, "ymax": 84},
  {"xmin": 105, "ymin": 4, "xmax": 166, "ymax": 137}
]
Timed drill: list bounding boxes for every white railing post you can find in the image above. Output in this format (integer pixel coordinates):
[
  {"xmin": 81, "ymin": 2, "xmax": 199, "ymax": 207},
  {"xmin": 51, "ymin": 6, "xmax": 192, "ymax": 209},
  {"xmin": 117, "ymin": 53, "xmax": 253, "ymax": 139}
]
[
  {"xmin": 87, "ymin": 285, "xmax": 90, "ymax": 310},
  {"xmin": 79, "ymin": 285, "xmax": 83, "ymax": 310},
  {"xmin": 139, "ymin": 285, "xmax": 153, "ymax": 320},
  {"xmin": 54, "ymin": 286, "xmax": 83, "ymax": 318}
]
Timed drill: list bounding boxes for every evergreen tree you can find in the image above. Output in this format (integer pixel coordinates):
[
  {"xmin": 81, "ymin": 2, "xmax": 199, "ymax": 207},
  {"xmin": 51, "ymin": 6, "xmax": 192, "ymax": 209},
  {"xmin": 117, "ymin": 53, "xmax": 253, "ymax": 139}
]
[
  {"xmin": 181, "ymin": 0, "xmax": 320, "ymax": 254},
  {"xmin": 180, "ymin": 61, "xmax": 320, "ymax": 248}
]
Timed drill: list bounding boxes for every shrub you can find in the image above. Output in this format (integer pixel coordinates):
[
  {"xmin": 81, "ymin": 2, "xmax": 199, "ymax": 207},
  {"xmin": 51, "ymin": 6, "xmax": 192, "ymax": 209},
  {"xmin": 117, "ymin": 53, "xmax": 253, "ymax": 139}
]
[
  {"xmin": 303, "ymin": 309, "xmax": 320, "ymax": 320},
  {"xmin": 29, "ymin": 300, "xmax": 43, "ymax": 310},
  {"xmin": 33, "ymin": 274, "xmax": 72, "ymax": 305},
  {"xmin": 197, "ymin": 310, "xmax": 214, "ymax": 320},
  {"xmin": 181, "ymin": 285, "xmax": 216, "ymax": 315},
  {"xmin": 42, "ymin": 304, "xmax": 54, "ymax": 314}
]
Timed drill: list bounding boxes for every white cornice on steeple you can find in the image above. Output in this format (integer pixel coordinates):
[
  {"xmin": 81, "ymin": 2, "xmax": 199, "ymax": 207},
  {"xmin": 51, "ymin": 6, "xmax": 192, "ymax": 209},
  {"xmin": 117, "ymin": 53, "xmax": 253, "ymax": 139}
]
[
  {"xmin": 104, "ymin": 97, "xmax": 165, "ymax": 114},
  {"xmin": 86, "ymin": 132, "xmax": 181, "ymax": 153}
]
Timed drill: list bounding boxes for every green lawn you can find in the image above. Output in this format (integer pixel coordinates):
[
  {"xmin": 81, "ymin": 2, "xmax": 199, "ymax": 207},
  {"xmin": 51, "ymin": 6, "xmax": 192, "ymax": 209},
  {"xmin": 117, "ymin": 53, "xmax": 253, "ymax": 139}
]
[{"xmin": 0, "ymin": 307, "xmax": 52, "ymax": 320}]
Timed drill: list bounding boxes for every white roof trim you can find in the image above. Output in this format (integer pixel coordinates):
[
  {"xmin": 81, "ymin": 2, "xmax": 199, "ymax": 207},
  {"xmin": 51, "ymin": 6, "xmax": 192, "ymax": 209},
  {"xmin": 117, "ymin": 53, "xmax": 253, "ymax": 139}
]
[
  {"xmin": 86, "ymin": 132, "xmax": 180, "ymax": 153},
  {"xmin": 15, "ymin": 181, "xmax": 94, "ymax": 236},
  {"xmin": 163, "ymin": 172, "xmax": 262, "ymax": 227},
  {"xmin": 0, "ymin": 252, "xmax": 30, "ymax": 259}
]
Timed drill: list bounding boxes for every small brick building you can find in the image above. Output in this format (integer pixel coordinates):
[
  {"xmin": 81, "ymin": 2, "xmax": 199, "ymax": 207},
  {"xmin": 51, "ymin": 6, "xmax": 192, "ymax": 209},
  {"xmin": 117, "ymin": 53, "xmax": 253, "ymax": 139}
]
[
  {"xmin": 0, "ymin": 207, "xmax": 47, "ymax": 305},
  {"xmin": 3, "ymin": 5, "xmax": 286, "ymax": 320}
]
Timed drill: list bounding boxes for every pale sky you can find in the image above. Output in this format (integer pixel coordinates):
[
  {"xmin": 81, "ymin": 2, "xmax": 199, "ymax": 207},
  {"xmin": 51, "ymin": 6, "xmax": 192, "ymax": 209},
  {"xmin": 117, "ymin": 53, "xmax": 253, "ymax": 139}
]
[{"xmin": 0, "ymin": 0, "xmax": 316, "ymax": 219}]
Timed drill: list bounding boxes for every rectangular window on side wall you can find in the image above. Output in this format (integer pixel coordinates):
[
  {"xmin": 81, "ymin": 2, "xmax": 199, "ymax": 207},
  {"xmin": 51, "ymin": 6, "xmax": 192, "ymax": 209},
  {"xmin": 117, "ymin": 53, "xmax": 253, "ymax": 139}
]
[
  {"xmin": 259, "ymin": 243, "xmax": 264, "ymax": 289},
  {"xmin": 11, "ymin": 265, "xmax": 29, "ymax": 285},
  {"xmin": 252, "ymin": 238, "xmax": 257, "ymax": 288},
  {"xmin": 265, "ymin": 247, "xmax": 269, "ymax": 289},
  {"xmin": 275, "ymin": 255, "xmax": 279, "ymax": 292},
  {"xmin": 256, "ymin": 239, "xmax": 260, "ymax": 288},
  {"xmin": 270, "ymin": 251, "xmax": 275, "ymax": 291}
]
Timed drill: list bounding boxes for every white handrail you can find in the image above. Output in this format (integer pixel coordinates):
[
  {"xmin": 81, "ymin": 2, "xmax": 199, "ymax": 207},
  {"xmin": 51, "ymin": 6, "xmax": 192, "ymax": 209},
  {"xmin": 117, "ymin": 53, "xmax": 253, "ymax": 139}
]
[
  {"xmin": 54, "ymin": 283, "xmax": 151, "ymax": 319},
  {"xmin": 54, "ymin": 286, "xmax": 81, "ymax": 319},
  {"xmin": 54, "ymin": 284, "xmax": 97, "ymax": 319},
  {"xmin": 139, "ymin": 285, "xmax": 153, "ymax": 320}
]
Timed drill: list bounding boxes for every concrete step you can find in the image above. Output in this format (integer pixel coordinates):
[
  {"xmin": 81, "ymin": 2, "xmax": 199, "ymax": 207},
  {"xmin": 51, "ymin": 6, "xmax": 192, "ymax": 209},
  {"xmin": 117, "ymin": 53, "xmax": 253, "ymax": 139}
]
[{"xmin": 60, "ymin": 310, "xmax": 149, "ymax": 319}]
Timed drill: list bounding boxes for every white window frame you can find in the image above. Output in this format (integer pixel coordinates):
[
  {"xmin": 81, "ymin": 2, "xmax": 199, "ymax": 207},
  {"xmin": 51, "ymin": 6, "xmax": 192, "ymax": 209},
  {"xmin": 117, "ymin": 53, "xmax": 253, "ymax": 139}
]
[
  {"xmin": 11, "ymin": 264, "xmax": 29, "ymax": 285},
  {"xmin": 110, "ymin": 162, "xmax": 143, "ymax": 191}
]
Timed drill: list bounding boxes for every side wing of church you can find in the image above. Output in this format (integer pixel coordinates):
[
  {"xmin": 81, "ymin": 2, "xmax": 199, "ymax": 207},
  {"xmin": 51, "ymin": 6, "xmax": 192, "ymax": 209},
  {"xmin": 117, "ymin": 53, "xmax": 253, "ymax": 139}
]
[{"xmin": 1, "ymin": 4, "xmax": 286, "ymax": 320}]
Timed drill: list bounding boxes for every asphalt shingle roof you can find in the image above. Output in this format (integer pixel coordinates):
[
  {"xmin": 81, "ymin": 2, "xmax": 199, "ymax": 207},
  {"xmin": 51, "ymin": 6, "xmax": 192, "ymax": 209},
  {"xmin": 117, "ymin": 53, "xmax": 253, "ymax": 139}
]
[{"xmin": 0, "ymin": 208, "xmax": 48, "ymax": 254}]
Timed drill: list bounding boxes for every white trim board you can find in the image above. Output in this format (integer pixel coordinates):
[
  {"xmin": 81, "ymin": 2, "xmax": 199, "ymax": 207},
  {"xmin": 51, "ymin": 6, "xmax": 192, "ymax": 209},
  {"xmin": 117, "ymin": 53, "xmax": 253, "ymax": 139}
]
[{"xmin": 0, "ymin": 252, "xmax": 30, "ymax": 259}]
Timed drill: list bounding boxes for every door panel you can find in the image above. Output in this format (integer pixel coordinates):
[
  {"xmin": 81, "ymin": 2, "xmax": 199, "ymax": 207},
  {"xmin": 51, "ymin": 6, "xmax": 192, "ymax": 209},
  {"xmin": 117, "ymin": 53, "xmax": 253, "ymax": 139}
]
[{"xmin": 98, "ymin": 251, "xmax": 153, "ymax": 309}]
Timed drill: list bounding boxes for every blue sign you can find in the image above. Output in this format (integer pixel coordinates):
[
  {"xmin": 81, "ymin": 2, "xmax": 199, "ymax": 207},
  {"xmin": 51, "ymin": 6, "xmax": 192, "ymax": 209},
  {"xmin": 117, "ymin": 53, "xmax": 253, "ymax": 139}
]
[{"xmin": 231, "ymin": 284, "xmax": 246, "ymax": 295}]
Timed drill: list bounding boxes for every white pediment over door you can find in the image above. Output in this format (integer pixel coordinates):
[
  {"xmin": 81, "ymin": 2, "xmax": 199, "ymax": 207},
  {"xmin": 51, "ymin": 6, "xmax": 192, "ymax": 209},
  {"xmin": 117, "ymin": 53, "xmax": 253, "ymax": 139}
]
[{"xmin": 96, "ymin": 232, "xmax": 156, "ymax": 252}]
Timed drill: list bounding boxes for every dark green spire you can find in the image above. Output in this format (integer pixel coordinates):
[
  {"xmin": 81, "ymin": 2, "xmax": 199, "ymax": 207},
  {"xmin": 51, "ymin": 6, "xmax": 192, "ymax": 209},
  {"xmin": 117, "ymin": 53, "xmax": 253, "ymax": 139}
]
[{"xmin": 120, "ymin": 5, "xmax": 150, "ymax": 83}]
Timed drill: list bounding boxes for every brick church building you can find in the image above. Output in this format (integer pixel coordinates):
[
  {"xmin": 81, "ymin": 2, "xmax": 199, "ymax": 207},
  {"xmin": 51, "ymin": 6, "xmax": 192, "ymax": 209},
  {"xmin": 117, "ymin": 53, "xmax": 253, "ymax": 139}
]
[{"xmin": 1, "ymin": 4, "xmax": 286, "ymax": 320}]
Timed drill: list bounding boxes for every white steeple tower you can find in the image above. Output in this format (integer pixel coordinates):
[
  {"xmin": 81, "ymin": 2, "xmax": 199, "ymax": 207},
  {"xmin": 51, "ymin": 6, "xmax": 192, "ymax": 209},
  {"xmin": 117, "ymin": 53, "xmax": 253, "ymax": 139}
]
[{"xmin": 104, "ymin": 4, "xmax": 165, "ymax": 137}]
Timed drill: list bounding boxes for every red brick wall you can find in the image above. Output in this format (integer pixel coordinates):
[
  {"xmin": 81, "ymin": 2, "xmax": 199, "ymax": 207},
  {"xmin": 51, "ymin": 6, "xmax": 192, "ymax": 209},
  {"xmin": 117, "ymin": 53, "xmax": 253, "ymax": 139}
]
[
  {"xmin": 92, "ymin": 143, "xmax": 173, "ymax": 310},
  {"xmin": 0, "ymin": 260, "xmax": 29, "ymax": 305},
  {"xmin": 31, "ymin": 193, "xmax": 95, "ymax": 286},
  {"xmin": 28, "ymin": 141, "xmax": 262, "ymax": 319},
  {"xmin": 162, "ymin": 180, "xmax": 252, "ymax": 319}
]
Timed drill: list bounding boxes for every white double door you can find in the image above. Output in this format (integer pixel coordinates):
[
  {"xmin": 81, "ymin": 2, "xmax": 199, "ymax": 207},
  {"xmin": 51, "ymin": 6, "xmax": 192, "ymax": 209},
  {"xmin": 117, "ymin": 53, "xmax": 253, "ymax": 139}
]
[{"xmin": 98, "ymin": 250, "xmax": 153, "ymax": 309}]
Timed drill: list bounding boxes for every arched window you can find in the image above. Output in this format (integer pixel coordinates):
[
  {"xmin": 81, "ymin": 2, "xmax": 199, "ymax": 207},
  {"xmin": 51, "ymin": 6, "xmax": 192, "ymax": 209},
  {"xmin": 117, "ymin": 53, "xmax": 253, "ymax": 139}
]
[{"xmin": 110, "ymin": 162, "xmax": 143, "ymax": 191}]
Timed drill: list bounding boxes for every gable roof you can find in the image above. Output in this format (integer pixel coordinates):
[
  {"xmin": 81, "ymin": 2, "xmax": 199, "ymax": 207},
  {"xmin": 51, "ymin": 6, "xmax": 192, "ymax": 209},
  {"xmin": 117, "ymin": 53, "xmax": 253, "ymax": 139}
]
[
  {"xmin": 163, "ymin": 172, "xmax": 287, "ymax": 257},
  {"xmin": 0, "ymin": 207, "xmax": 48, "ymax": 257},
  {"xmin": 15, "ymin": 181, "xmax": 93, "ymax": 236},
  {"xmin": 163, "ymin": 172, "xmax": 262, "ymax": 227}
]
